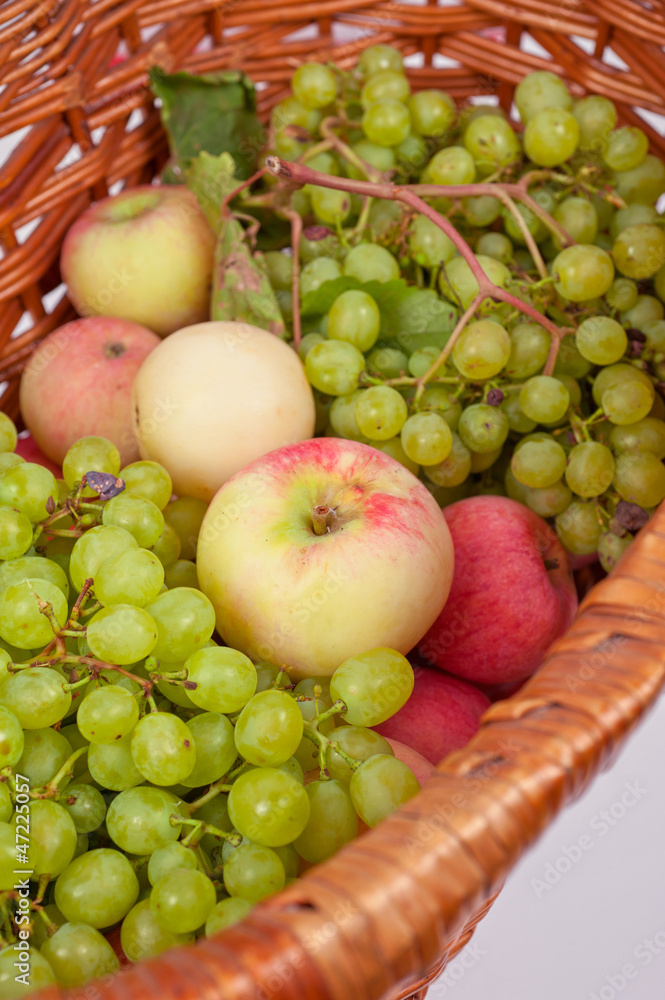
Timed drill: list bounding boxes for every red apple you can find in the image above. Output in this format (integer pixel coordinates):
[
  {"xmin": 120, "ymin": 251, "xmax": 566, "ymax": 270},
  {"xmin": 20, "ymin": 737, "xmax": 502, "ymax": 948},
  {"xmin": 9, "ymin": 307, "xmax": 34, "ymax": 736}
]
[
  {"xmin": 20, "ymin": 317, "xmax": 160, "ymax": 467},
  {"xmin": 385, "ymin": 737, "xmax": 438, "ymax": 785},
  {"xmin": 15, "ymin": 434, "xmax": 62, "ymax": 478},
  {"xmin": 419, "ymin": 495, "xmax": 578, "ymax": 685},
  {"xmin": 373, "ymin": 666, "xmax": 490, "ymax": 765}
]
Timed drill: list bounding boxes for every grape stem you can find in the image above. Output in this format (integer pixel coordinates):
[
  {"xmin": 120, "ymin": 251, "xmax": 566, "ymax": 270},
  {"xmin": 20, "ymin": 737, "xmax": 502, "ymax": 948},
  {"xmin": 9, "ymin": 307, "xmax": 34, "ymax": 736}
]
[
  {"xmin": 175, "ymin": 815, "xmax": 241, "ymax": 847},
  {"xmin": 282, "ymin": 206, "xmax": 303, "ymax": 348},
  {"xmin": 31, "ymin": 746, "xmax": 88, "ymax": 799},
  {"xmin": 186, "ymin": 774, "xmax": 235, "ymax": 814}
]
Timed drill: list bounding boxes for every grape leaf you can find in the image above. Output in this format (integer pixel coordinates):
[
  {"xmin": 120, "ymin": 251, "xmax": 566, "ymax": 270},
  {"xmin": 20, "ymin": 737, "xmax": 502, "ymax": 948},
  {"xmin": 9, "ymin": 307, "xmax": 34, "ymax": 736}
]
[{"xmin": 149, "ymin": 67, "xmax": 262, "ymax": 180}]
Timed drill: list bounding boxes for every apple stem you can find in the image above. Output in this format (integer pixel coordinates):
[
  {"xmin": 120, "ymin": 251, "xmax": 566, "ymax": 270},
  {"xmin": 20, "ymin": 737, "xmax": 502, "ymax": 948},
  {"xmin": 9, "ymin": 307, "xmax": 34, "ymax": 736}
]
[{"xmin": 311, "ymin": 504, "xmax": 339, "ymax": 535}]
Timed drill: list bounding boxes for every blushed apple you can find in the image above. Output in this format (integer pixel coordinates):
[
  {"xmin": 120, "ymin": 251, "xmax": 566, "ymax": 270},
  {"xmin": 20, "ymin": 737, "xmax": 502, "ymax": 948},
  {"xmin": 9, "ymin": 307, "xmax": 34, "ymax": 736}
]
[
  {"xmin": 60, "ymin": 185, "xmax": 215, "ymax": 337},
  {"xmin": 374, "ymin": 666, "xmax": 490, "ymax": 765},
  {"xmin": 419, "ymin": 495, "xmax": 578, "ymax": 685},
  {"xmin": 15, "ymin": 434, "xmax": 62, "ymax": 478},
  {"xmin": 196, "ymin": 438, "xmax": 454, "ymax": 679},
  {"xmin": 20, "ymin": 317, "xmax": 160, "ymax": 466}
]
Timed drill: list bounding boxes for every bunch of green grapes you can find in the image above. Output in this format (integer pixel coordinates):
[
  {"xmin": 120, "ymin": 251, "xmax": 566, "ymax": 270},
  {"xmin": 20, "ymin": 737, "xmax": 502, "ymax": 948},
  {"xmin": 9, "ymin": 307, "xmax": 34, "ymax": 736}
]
[
  {"xmin": 0, "ymin": 423, "xmax": 420, "ymax": 993},
  {"xmin": 262, "ymin": 49, "xmax": 665, "ymax": 568}
]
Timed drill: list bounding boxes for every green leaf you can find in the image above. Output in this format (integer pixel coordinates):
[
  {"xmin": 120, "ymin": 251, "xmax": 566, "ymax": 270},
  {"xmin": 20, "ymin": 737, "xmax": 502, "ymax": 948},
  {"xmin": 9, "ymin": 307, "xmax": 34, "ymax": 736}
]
[
  {"xmin": 149, "ymin": 67, "xmax": 262, "ymax": 180},
  {"xmin": 184, "ymin": 151, "xmax": 238, "ymax": 232}
]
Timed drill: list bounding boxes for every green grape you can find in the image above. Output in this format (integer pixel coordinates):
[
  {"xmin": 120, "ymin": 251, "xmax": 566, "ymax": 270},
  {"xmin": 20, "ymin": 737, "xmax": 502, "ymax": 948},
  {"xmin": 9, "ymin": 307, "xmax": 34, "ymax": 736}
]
[
  {"xmin": 368, "ymin": 198, "xmax": 402, "ymax": 237},
  {"xmin": 612, "ymin": 224, "xmax": 665, "ymax": 280},
  {"xmin": 343, "ymin": 243, "xmax": 400, "ymax": 283},
  {"xmin": 367, "ymin": 346, "xmax": 409, "ymax": 379},
  {"xmin": 292, "ymin": 677, "xmax": 334, "ymax": 770},
  {"xmin": 102, "ymin": 493, "xmax": 164, "ymax": 549},
  {"xmin": 325, "ymin": 726, "xmax": 392, "ymax": 785},
  {"xmin": 526, "ymin": 480, "xmax": 573, "ymax": 517},
  {"xmin": 424, "ymin": 146, "xmax": 476, "ymax": 185},
  {"xmin": 131, "ymin": 711, "xmax": 196, "ymax": 785},
  {"xmin": 376, "ymin": 436, "xmax": 420, "ymax": 475},
  {"xmin": 469, "ymin": 445, "xmax": 503, "ymax": 474},
  {"xmin": 358, "ymin": 44, "xmax": 403, "ymax": 77},
  {"xmin": 227, "ymin": 767, "xmax": 310, "ymax": 846},
  {"xmin": 504, "ymin": 466, "xmax": 531, "ymax": 504},
  {"xmin": 555, "ymin": 501, "xmax": 603, "ymax": 555},
  {"xmin": 264, "ymin": 251, "xmax": 293, "ymax": 291},
  {"xmin": 609, "ymin": 418, "xmax": 665, "ymax": 459},
  {"xmin": 293, "ymin": 779, "xmax": 358, "ymax": 864},
  {"xmin": 505, "ymin": 323, "xmax": 550, "ymax": 380},
  {"xmin": 591, "ymin": 362, "xmax": 653, "ymax": 406},
  {"xmin": 400, "ymin": 412, "xmax": 453, "ymax": 466},
  {"xmin": 300, "ymin": 257, "xmax": 342, "ymax": 298},
  {"xmin": 121, "ymin": 898, "xmax": 194, "ymax": 962},
  {"xmin": 452, "ymin": 319, "xmax": 511, "ymax": 379},
  {"xmin": 305, "ymin": 340, "xmax": 365, "ymax": 395},
  {"xmin": 347, "ymin": 140, "xmax": 396, "ymax": 181},
  {"xmin": 606, "ymin": 277, "xmax": 639, "ymax": 312},
  {"xmin": 55, "ymin": 847, "xmax": 139, "ymax": 927},
  {"xmin": 0, "ymin": 704, "xmax": 23, "ymax": 767},
  {"xmin": 1, "ymin": 666, "xmax": 71, "ymax": 728},
  {"xmin": 150, "ymin": 522, "xmax": 181, "ymax": 567},
  {"xmin": 349, "ymin": 754, "xmax": 419, "ymax": 827},
  {"xmin": 205, "ymin": 897, "xmax": 253, "ymax": 936},
  {"xmin": 292, "ymin": 61, "xmax": 337, "ymax": 109},
  {"xmin": 62, "ymin": 782, "xmax": 106, "ymax": 833},
  {"xmin": 409, "ymin": 214, "xmax": 456, "ymax": 267},
  {"xmin": 361, "ymin": 69, "xmax": 409, "ymax": 107},
  {"xmin": 185, "ymin": 646, "xmax": 257, "ymax": 714},
  {"xmin": 407, "ymin": 346, "xmax": 440, "ymax": 378},
  {"xmin": 614, "ymin": 154, "xmax": 665, "ymax": 205},
  {"xmin": 419, "ymin": 386, "xmax": 462, "ymax": 430},
  {"xmin": 0, "ymin": 783, "xmax": 12, "ymax": 823},
  {"xmin": 306, "ymin": 151, "xmax": 341, "ymax": 177},
  {"xmin": 0, "ymin": 822, "xmax": 17, "ymax": 890},
  {"xmin": 87, "ymin": 733, "xmax": 143, "ymax": 790},
  {"xmin": 0, "ymin": 944, "xmax": 56, "ymax": 995},
  {"xmin": 41, "ymin": 923, "xmax": 119, "ymax": 988},
  {"xmin": 17, "ymin": 726, "xmax": 70, "ymax": 787},
  {"xmin": 298, "ymin": 332, "xmax": 326, "ymax": 361},
  {"xmin": 16, "ymin": 798, "xmax": 77, "ymax": 876},
  {"xmin": 655, "ymin": 265, "xmax": 665, "ymax": 303},
  {"xmin": 423, "ymin": 433, "xmax": 472, "ymax": 488},
  {"xmin": 86, "ymin": 604, "xmax": 157, "ymax": 664},
  {"xmin": 0, "ymin": 453, "xmax": 24, "ymax": 475},
  {"xmin": 621, "ymin": 294, "xmax": 664, "ymax": 328},
  {"xmin": 106, "ymin": 786, "xmax": 182, "ymax": 856},
  {"xmin": 146, "ymin": 587, "xmax": 215, "ymax": 661},
  {"xmin": 62, "ymin": 436, "xmax": 120, "ymax": 491},
  {"xmin": 0, "ymin": 555, "xmax": 69, "ymax": 600},
  {"xmin": 330, "ymin": 647, "xmax": 413, "ymax": 727},
  {"xmin": 147, "ymin": 843, "xmax": 197, "ymax": 886},
  {"xmin": 439, "ymin": 254, "xmax": 510, "ymax": 308},
  {"xmin": 0, "ymin": 504, "xmax": 33, "ymax": 560},
  {"xmin": 475, "ymin": 232, "xmax": 513, "ymax": 265},
  {"xmin": 0, "ymin": 463, "xmax": 57, "ymax": 523},
  {"xmin": 163, "ymin": 497, "xmax": 207, "ymax": 561},
  {"xmin": 502, "ymin": 201, "xmax": 546, "ymax": 245},
  {"xmin": 598, "ymin": 531, "xmax": 633, "ymax": 573},
  {"xmin": 602, "ymin": 380, "xmax": 654, "ymax": 425},
  {"xmin": 572, "ymin": 95, "xmax": 617, "ymax": 151},
  {"xmin": 150, "ymin": 867, "xmax": 217, "ymax": 933},
  {"xmin": 234, "ymin": 689, "xmax": 303, "ymax": 767},
  {"xmin": 516, "ymin": 70, "xmax": 572, "ymax": 123},
  {"xmin": 182, "ymin": 712, "xmax": 237, "ymax": 787},
  {"xmin": 464, "ymin": 115, "xmax": 520, "ymax": 174},
  {"xmin": 554, "ymin": 374, "xmax": 582, "ymax": 412},
  {"xmin": 610, "ymin": 204, "xmax": 657, "ymax": 241},
  {"xmin": 554, "ymin": 337, "xmax": 593, "ymax": 379},
  {"xmin": 553, "ymin": 245, "xmax": 614, "ymax": 301},
  {"xmin": 519, "ymin": 375, "xmax": 570, "ymax": 423},
  {"xmin": 407, "ymin": 89, "xmax": 454, "ymax": 136},
  {"xmin": 164, "ymin": 559, "xmax": 198, "ymax": 590},
  {"xmin": 77, "ymin": 686, "xmax": 139, "ymax": 744},
  {"xmin": 565, "ymin": 441, "xmax": 615, "ymax": 497},
  {"xmin": 120, "ymin": 460, "xmax": 172, "ymax": 510},
  {"xmin": 592, "ymin": 193, "xmax": 616, "ymax": 230},
  {"xmin": 0, "ymin": 414, "xmax": 17, "ymax": 454},
  {"xmin": 463, "ymin": 194, "xmax": 502, "ymax": 227},
  {"xmin": 614, "ymin": 452, "xmax": 665, "ymax": 508},
  {"xmin": 270, "ymin": 96, "xmax": 321, "ymax": 134},
  {"xmin": 458, "ymin": 404, "xmax": 509, "ymax": 453},
  {"xmin": 362, "ymin": 99, "xmax": 411, "ymax": 147},
  {"xmin": 524, "ymin": 107, "xmax": 579, "ymax": 166},
  {"xmin": 329, "ymin": 390, "xmax": 366, "ymax": 440},
  {"xmin": 327, "ymin": 289, "xmax": 380, "ymax": 351},
  {"xmin": 223, "ymin": 842, "xmax": 285, "ymax": 902},
  {"xmin": 575, "ymin": 316, "xmax": 628, "ymax": 366},
  {"xmin": 603, "ymin": 127, "xmax": 648, "ymax": 172},
  {"xmin": 355, "ymin": 386, "xmax": 407, "ymax": 440},
  {"xmin": 60, "ymin": 724, "xmax": 91, "ymax": 778},
  {"xmin": 196, "ymin": 793, "xmax": 233, "ymax": 854},
  {"xmin": 511, "ymin": 438, "xmax": 567, "ymax": 489},
  {"xmin": 553, "ymin": 197, "xmax": 598, "ymax": 248},
  {"xmin": 309, "ymin": 186, "xmax": 351, "ymax": 226},
  {"xmin": 96, "ymin": 547, "xmax": 165, "ymax": 607},
  {"xmin": 70, "ymin": 524, "xmax": 138, "ymax": 591}
]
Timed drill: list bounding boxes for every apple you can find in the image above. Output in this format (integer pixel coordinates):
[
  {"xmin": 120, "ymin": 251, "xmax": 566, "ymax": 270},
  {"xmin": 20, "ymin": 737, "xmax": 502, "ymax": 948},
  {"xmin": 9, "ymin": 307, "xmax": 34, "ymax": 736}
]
[
  {"xmin": 60, "ymin": 185, "xmax": 215, "ymax": 337},
  {"xmin": 196, "ymin": 437, "xmax": 454, "ymax": 679},
  {"xmin": 20, "ymin": 317, "xmax": 160, "ymax": 466},
  {"xmin": 133, "ymin": 321, "xmax": 316, "ymax": 502},
  {"xmin": 385, "ymin": 738, "xmax": 438, "ymax": 785},
  {"xmin": 419, "ymin": 495, "xmax": 578, "ymax": 685},
  {"xmin": 373, "ymin": 666, "xmax": 490, "ymax": 765}
]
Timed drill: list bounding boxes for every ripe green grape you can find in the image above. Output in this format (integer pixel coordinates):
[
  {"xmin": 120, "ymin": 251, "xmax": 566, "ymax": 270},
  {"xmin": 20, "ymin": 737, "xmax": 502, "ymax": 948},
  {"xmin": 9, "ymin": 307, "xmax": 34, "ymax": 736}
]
[
  {"xmin": 607, "ymin": 277, "xmax": 639, "ymax": 312},
  {"xmin": 0, "ymin": 463, "xmax": 57, "ymax": 523},
  {"xmin": 598, "ymin": 531, "xmax": 633, "ymax": 573},
  {"xmin": 423, "ymin": 433, "xmax": 472, "ymax": 488},
  {"xmin": 227, "ymin": 767, "xmax": 310, "ymax": 846},
  {"xmin": 1, "ymin": 666, "xmax": 71, "ymax": 728},
  {"xmin": 555, "ymin": 501, "xmax": 603, "ymax": 555},
  {"xmin": 55, "ymin": 847, "xmax": 139, "ymax": 927},
  {"xmin": 354, "ymin": 386, "xmax": 407, "ymax": 441},
  {"xmin": 572, "ymin": 95, "xmax": 617, "ymax": 151},
  {"xmin": 349, "ymin": 754, "xmax": 419, "ymax": 827},
  {"xmin": 234, "ymin": 689, "xmax": 303, "ymax": 767},
  {"xmin": 475, "ymin": 232, "xmax": 513, "ymax": 265},
  {"xmin": 501, "ymin": 393, "xmax": 538, "ymax": 434},
  {"xmin": 305, "ymin": 340, "xmax": 365, "ymax": 395},
  {"xmin": 292, "ymin": 61, "xmax": 337, "ymax": 109},
  {"xmin": 121, "ymin": 460, "xmax": 172, "ymax": 510},
  {"xmin": 526, "ymin": 480, "xmax": 573, "ymax": 518},
  {"xmin": 0, "ymin": 705, "xmax": 23, "ymax": 767},
  {"xmin": 612, "ymin": 224, "xmax": 665, "ymax": 280},
  {"xmin": 553, "ymin": 197, "xmax": 598, "ymax": 247},
  {"xmin": 463, "ymin": 194, "xmax": 502, "ymax": 227},
  {"xmin": 419, "ymin": 386, "xmax": 462, "ymax": 430},
  {"xmin": 131, "ymin": 711, "xmax": 196, "ymax": 786},
  {"xmin": 376, "ymin": 436, "xmax": 420, "ymax": 475},
  {"xmin": 409, "ymin": 214, "xmax": 456, "ymax": 267},
  {"xmin": 150, "ymin": 867, "xmax": 217, "ymax": 934},
  {"xmin": 300, "ymin": 257, "xmax": 342, "ymax": 298},
  {"xmin": 61, "ymin": 782, "xmax": 106, "ymax": 833},
  {"xmin": 604, "ymin": 127, "xmax": 648, "ymax": 172},
  {"xmin": 344, "ymin": 243, "xmax": 400, "ymax": 283},
  {"xmin": 87, "ymin": 733, "xmax": 143, "ymax": 791},
  {"xmin": 609, "ymin": 418, "xmax": 665, "ymax": 459},
  {"xmin": 329, "ymin": 390, "xmax": 365, "ymax": 440},
  {"xmin": 424, "ymin": 145, "xmax": 476, "ymax": 185},
  {"xmin": 102, "ymin": 493, "xmax": 164, "ymax": 549},
  {"xmin": 293, "ymin": 779, "xmax": 358, "ymax": 863},
  {"xmin": 516, "ymin": 70, "xmax": 572, "ymax": 123},
  {"xmin": 205, "ymin": 897, "xmax": 253, "ymax": 937},
  {"xmin": 408, "ymin": 89, "xmax": 454, "ymax": 137},
  {"xmin": 147, "ymin": 843, "xmax": 198, "ymax": 886},
  {"xmin": 452, "ymin": 319, "xmax": 511, "ymax": 379},
  {"xmin": 77, "ymin": 686, "xmax": 139, "ymax": 744},
  {"xmin": 0, "ymin": 555, "xmax": 69, "ymax": 600},
  {"xmin": 464, "ymin": 115, "xmax": 521, "ymax": 175},
  {"xmin": 62, "ymin": 436, "xmax": 121, "ymax": 491},
  {"xmin": 16, "ymin": 726, "xmax": 70, "ymax": 787},
  {"xmin": 458, "ymin": 404, "xmax": 509, "ymax": 453},
  {"xmin": 614, "ymin": 452, "xmax": 665, "ymax": 508},
  {"xmin": 17, "ymin": 798, "xmax": 77, "ymax": 876},
  {"xmin": 70, "ymin": 524, "xmax": 138, "ymax": 591},
  {"xmin": 121, "ymin": 898, "xmax": 194, "ymax": 962},
  {"xmin": 553, "ymin": 244, "xmax": 615, "ymax": 301},
  {"xmin": 358, "ymin": 44, "xmax": 403, "ymax": 77},
  {"xmin": 325, "ymin": 725, "xmax": 393, "ymax": 785},
  {"xmin": 400, "ymin": 412, "xmax": 453, "ymax": 466},
  {"xmin": 407, "ymin": 346, "xmax": 440, "ymax": 378},
  {"xmin": 0, "ymin": 504, "xmax": 32, "ymax": 560},
  {"xmin": 591, "ymin": 363, "xmax": 653, "ymax": 406},
  {"xmin": 511, "ymin": 438, "xmax": 567, "ymax": 489},
  {"xmin": 524, "ymin": 107, "xmax": 579, "ymax": 166},
  {"xmin": 575, "ymin": 316, "xmax": 627, "ymax": 365},
  {"xmin": 565, "ymin": 441, "xmax": 615, "ymax": 497},
  {"xmin": 362, "ymin": 99, "xmax": 411, "ymax": 147},
  {"xmin": 181, "ymin": 712, "xmax": 237, "ymax": 787},
  {"xmin": 361, "ymin": 69, "xmax": 410, "ymax": 107},
  {"xmin": 96, "ymin": 547, "xmax": 165, "ymax": 607},
  {"xmin": 610, "ymin": 204, "xmax": 657, "ymax": 241},
  {"xmin": 86, "ymin": 604, "xmax": 157, "ymax": 664},
  {"xmin": 271, "ymin": 96, "xmax": 321, "ymax": 134},
  {"xmin": 162, "ymin": 558, "xmax": 197, "ymax": 590},
  {"xmin": 0, "ymin": 414, "xmax": 17, "ymax": 454},
  {"xmin": 602, "ymin": 379, "xmax": 654, "ymax": 425},
  {"xmin": 145, "ymin": 587, "xmax": 215, "ymax": 661},
  {"xmin": 367, "ymin": 346, "xmax": 409, "ymax": 380},
  {"xmin": 0, "ymin": 576, "xmax": 68, "ymax": 650},
  {"xmin": 185, "ymin": 645, "xmax": 257, "ymax": 714},
  {"xmin": 0, "ymin": 944, "xmax": 55, "ymax": 995},
  {"xmin": 309, "ymin": 186, "xmax": 351, "ymax": 226},
  {"xmin": 196, "ymin": 794, "xmax": 233, "ymax": 854},
  {"xmin": 223, "ymin": 843, "xmax": 285, "ymax": 902},
  {"xmin": 105, "ymin": 786, "xmax": 182, "ymax": 855},
  {"xmin": 41, "ymin": 922, "xmax": 119, "ymax": 988},
  {"xmin": 327, "ymin": 290, "xmax": 380, "ymax": 352},
  {"xmin": 519, "ymin": 375, "xmax": 570, "ymax": 423},
  {"xmin": 150, "ymin": 522, "xmax": 181, "ymax": 567},
  {"xmin": 622, "ymin": 294, "xmax": 664, "ymax": 328},
  {"xmin": 330, "ymin": 647, "xmax": 413, "ymax": 727},
  {"xmin": 439, "ymin": 254, "xmax": 510, "ymax": 308},
  {"xmin": 298, "ymin": 332, "xmax": 326, "ymax": 361},
  {"xmin": 347, "ymin": 139, "xmax": 396, "ymax": 181},
  {"xmin": 642, "ymin": 319, "xmax": 665, "ymax": 352},
  {"xmin": 163, "ymin": 497, "xmax": 207, "ymax": 561}
]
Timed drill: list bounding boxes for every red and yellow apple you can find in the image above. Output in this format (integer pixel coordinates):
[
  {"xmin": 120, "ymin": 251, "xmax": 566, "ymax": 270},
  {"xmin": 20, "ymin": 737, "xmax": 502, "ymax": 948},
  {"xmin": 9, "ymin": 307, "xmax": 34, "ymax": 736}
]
[{"xmin": 196, "ymin": 438, "xmax": 454, "ymax": 678}]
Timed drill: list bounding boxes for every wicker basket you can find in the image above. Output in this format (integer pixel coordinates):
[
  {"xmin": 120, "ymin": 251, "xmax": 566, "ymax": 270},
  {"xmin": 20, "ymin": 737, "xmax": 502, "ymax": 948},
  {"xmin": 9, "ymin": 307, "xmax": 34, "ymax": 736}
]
[{"xmin": 3, "ymin": 1, "xmax": 665, "ymax": 998}]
